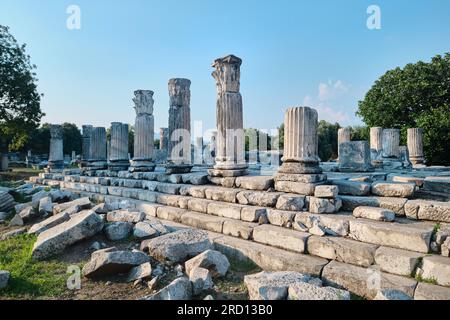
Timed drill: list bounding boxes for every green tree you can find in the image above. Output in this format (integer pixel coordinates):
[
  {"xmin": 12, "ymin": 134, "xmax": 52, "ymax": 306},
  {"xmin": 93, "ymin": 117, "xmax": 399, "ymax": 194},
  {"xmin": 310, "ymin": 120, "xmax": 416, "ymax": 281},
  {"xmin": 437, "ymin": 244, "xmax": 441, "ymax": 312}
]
[
  {"xmin": 357, "ymin": 53, "xmax": 450, "ymax": 165},
  {"xmin": 318, "ymin": 121, "xmax": 341, "ymax": 161},
  {"xmin": 61, "ymin": 123, "xmax": 82, "ymax": 155},
  {"xmin": 0, "ymin": 25, "xmax": 44, "ymax": 153},
  {"xmin": 350, "ymin": 125, "xmax": 369, "ymax": 142}
]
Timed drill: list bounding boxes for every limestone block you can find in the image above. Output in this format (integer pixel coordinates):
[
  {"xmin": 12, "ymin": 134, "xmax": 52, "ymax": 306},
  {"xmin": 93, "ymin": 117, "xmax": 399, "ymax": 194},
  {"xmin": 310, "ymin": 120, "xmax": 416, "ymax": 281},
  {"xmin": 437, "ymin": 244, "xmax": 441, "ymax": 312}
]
[
  {"xmin": 276, "ymin": 194, "xmax": 305, "ymax": 211},
  {"xmin": 374, "ymin": 246, "xmax": 423, "ymax": 276},
  {"xmin": 371, "ymin": 182, "xmax": 415, "ymax": 198},
  {"xmin": 309, "ymin": 197, "xmax": 342, "ymax": 214},
  {"xmin": 253, "ymin": 224, "xmax": 310, "ymax": 253},
  {"xmin": 266, "ymin": 209, "xmax": 296, "ymax": 227},
  {"xmin": 331, "ymin": 180, "xmax": 371, "ymax": 196},
  {"xmin": 314, "ymin": 185, "xmax": 338, "ymax": 198},
  {"xmin": 236, "ymin": 190, "xmax": 281, "ymax": 207},
  {"xmin": 180, "ymin": 212, "xmax": 225, "ymax": 233},
  {"xmin": 235, "ymin": 176, "xmax": 274, "ymax": 191},
  {"xmin": 414, "ymin": 282, "xmax": 450, "ymax": 300},
  {"xmin": 275, "ymin": 181, "xmax": 320, "ymax": 196},
  {"xmin": 207, "ymin": 202, "xmax": 242, "ymax": 220},
  {"xmin": 353, "ymin": 206, "xmax": 396, "ymax": 222},
  {"xmin": 222, "ymin": 219, "xmax": 257, "ymax": 240},
  {"xmin": 295, "ymin": 213, "xmax": 353, "ymax": 237},
  {"xmin": 420, "ymin": 255, "xmax": 450, "ymax": 286}
]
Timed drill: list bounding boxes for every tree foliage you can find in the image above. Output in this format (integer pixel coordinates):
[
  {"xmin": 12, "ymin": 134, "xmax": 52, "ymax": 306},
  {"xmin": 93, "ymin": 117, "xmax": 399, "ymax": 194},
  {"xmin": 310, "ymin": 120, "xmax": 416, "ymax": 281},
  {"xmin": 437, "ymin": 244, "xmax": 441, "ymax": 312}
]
[
  {"xmin": 318, "ymin": 121, "xmax": 340, "ymax": 161},
  {"xmin": 0, "ymin": 25, "xmax": 44, "ymax": 152},
  {"xmin": 357, "ymin": 53, "xmax": 450, "ymax": 165}
]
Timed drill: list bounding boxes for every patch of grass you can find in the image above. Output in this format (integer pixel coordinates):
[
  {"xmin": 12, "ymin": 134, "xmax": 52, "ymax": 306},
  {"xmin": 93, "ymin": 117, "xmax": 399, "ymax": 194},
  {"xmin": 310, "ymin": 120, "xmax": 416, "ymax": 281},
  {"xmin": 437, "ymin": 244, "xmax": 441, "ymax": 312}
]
[
  {"xmin": 0, "ymin": 234, "xmax": 70, "ymax": 298},
  {"xmin": 434, "ymin": 223, "xmax": 441, "ymax": 233},
  {"xmin": 350, "ymin": 293, "xmax": 366, "ymax": 300},
  {"xmin": 228, "ymin": 257, "xmax": 261, "ymax": 273},
  {"xmin": 415, "ymin": 274, "xmax": 438, "ymax": 285}
]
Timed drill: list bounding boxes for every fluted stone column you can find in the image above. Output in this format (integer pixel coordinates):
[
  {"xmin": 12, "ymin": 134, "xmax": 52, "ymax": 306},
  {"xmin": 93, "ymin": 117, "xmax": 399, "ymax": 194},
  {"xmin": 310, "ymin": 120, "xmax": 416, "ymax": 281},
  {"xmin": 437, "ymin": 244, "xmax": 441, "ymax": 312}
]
[
  {"xmin": 81, "ymin": 125, "xmax": 93, "ymax": 168},
  {"xmin": 159, "ymin": 128, "xmax": 169, "ymax": 151},
  {"xmin": 279, "ymin": 107, "xmax": 322, "ymax": 174},
  {"xmin": 209, "ymin": 55, "xmax": 248, "ymax": 177},
  {"xmin": 382, "ymin": 129, "xmax": 400, "ymax": 158},
  {"xmin": 194, "ymin": 137, "xmax": 204, "ymax": 165},
  {"xmin": 337, "ymin": 127, "xmax": 351, "ymax": 161},
  {"xmin": 407, "ymin": 128, "xmax": 425, "ymax": 165},
  {"xmin": 369, "ymin": 127, "xmax": 383, "ymax": 165},
  {"xmin": 130, "ymin": 90, "xmax": 155, "ymax": 172},
  {"xmin": 166, "ymin": 79, "xmax": 192, "ymax": 174},
  {"xmin": 108, "ymin": 122, "xmax": 129, "ymax": 171},
  {"xmin": 47, "ymin": 124, "xmax": 64, "ymax": 171},
  {"xmin": 87, "ymin": 127, "xmax": 107, "ymax": 170}
]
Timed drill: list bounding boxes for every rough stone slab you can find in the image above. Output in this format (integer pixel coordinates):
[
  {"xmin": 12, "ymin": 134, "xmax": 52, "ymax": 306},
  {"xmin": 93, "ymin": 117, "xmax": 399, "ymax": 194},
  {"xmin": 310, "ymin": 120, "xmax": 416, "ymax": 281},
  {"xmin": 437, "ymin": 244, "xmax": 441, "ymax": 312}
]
[
  {"xmin": 314, "ymin": 185, "xmax": 338, "ymax": 198},
  {"xmin": 353, "ymin": 206, "xmax": 396, "ymax": 222},
  {"xmin": 28, "ymin": 212, "xmax": 71, "ymax": 235},
  {"xmin": 156, "ymin": 183, "xmax": 182, "ymax": 195},
  {"xmin": 420, "ymin": 255, "xmax": 450, "ymax": 286},
  {"xmin": 295, "ymin": 213, "xmax": 353, "ymax": 237},
  {"xmin": 241, "ymin": 206, "xmax": 266, "ymax": 222},
  {"xmin": 156, "ymin": 206, "xmax": 186, "ymax": 223},
  {"xmin": 349, "ymin": 219, "xmax": 434, "ymax": 253},
  {"xmin": 372, "ymin": 182, "xmax": 416, "ymax": 198},
  {"xmin": 414, "ymin": 282, "xmax": 450, "ymax": 300},
  {"xmin": 180, "ymin": 211, "xmax": 225, "ymax": 233},
  {"xmin": 187, "ymin": 198, "xmax": 214, "ymax": 214},
  {"xmin": 53, "ymin": 197, "xmax": 91, "ymax": 214},
  {"xmin": 185, "ymin": 249, "xmax": 230, "ymax": 278},
  {"xmin": 235, "ymin": 176, "xmax": 274, "ymax": 191},
  {"xmin": 107, "ymin": 210, "xmax": 145, "ymax": 223},
  {"xmin": 136, "ymin": 203, "xmax": 162, "ymax": 219},
  {"xmin": 253, "ymin": 224, "xmax": 310, "ymax": 253},
  {"xmin": 222, "ymin": 219, "xmax": 257, "ymax": 240},
  {"xmin": 322, "ymin": 261, "xmax": 417, "ymax": 299},
  {"xmin": 142, "ymin": 277, "xmax": 192, "ymax": 300},
  {"xmin": 185, "ymin": 186, "xmax": 208, "ymax": 198},
  {"xmin": 288, "ymin": 281, "xmax": 350, "ymax": 300},
  {"xmin": 275, "ymin": 194, "xmax": 305, "ymax": 211},
  {"xmin": 205, "ymin": 187, "xmax": 241, "ymax": 203},
  {"xmin": 374, "ymin": 246, "xmax": 423, "ymax": 277},
  {"xmin": 213, "ymin": 235, "xmax": 328, "ymax": 277},
  {"xmin": 207, "ymin": 202, "xmax": 242, "ymax": 220},
  {"xmin": 267, "ymin": 209, "xmax": 296, "ymax": 227},
  {"xmin": 144, "ymin": 229, "xmax": 213, "ymax": 263},
  {"xmin": 190, "ymin": 267, "xmax": 213, "ymax": 295},
  {"xmin": 181, "ymin": 172, "xmax": 209, "ymax": 185},
  {"xmin": 136, "ymin": 190, "xmax": 158, "ymax": 202},
  {"xmin": 377, "ymin": 197, "xmax": 408, "ymax": 216},
  {"xmin": 1, "ymin": 227, "xmax": 27, "ymax": 240},
  {"xmin": 274, "ymin": 181, "xmax": 320, "ymax": 196},
  {"xmin": 405, "ymin": 200, "xmax": 450, "ymax": 222},
  {"xmin": 32, "ymin": 210, "xmax": 104, "ymax": 260},
  {"xmin": 423, "ymin": 176, "xmax": 450, "ymax": 193},
  {"xmin": 236, "ymin": 190, "xmax": 281, "ymax": 207},
  {"xmin": 331, "ymin": 180, "xmax": 371, "ymax": 196},
  {"xmin": 390, "ymin": 175, "xmax": 424, "ymax": 187},
  {"xmin": 274, "ymin": 173, "xmax": 327, "ymax": 183},
  {"xmin": 340, "ymin": 195, "xmax": 379, "ymax": 212},
  {"xmin": 307, "ymin": 236, "xmax": 378, "ymax": 267},
  {"xmin": 104, "ymin": 222, "xmax": 133, "ymax": 241},
  {"xmin": 309, "ymin": 197, "xmax": 342, "ymax": 214},
  {"xmin": 208, "ymin": 176, "xmax": 236, "ymax": 188},
  {"xmin": 156, "ymin": 194, "xmax": 185, "ymax": 207},
  {"xmin": 82, "ymin": 248, "xmax": 151, "ymax": 278},
  {"xmin": 133, "ymin": 221, "xmax": 159, "ymax": 239},
  {"xmin": 127, "ymin": 262, "xmax": 152, "ymax": 282}
]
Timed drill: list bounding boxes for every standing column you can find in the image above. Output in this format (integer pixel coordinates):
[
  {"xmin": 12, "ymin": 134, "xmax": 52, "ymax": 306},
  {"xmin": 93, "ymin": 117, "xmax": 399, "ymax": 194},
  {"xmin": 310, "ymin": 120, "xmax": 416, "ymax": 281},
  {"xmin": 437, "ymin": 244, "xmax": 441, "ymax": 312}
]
[
  {"xmin": 370, "ymin": 127, "xmax": 383, "ymax": 165},
  {"xmin": 108, "ymin": 122, "xmax": 130, "ymax": 171},
  {"xmin": 87, "ymin": 127, "xmax": 107, "ymax": 170},
  {"xmin": 47, "ymin": 124, "xmax": 64, "ymax": 171},
  {"xmin": 382, "ymin": 129, "xmax": 400, "ymax": 158},
  {"xmin": 407, "ymin": 128, "xmax": 425, "ymax": 165},
  {"xmin": 166, "ymin": 78, "xmax": 192, "ymax": 174},
  {"xmin": 81, "ymin": 125, "xmax": 93, "ymax": 168},
  {"xmin": 130, "ymin": 90, "xmax": 156, "ymax": 172},
  {"xmin": 337, "ymin": 127, "xmax": 351, "ymax": 161},
  {"xmin": 159, "ymin": 127, "xmax": 169, "ymax": 151},
  {"xmin": 194, "ymin": 137, "xmax": 204, "ymax": 165},
  {"xmin": 209, "ymin": 55, "xmax": 248, "ymax": 177}
]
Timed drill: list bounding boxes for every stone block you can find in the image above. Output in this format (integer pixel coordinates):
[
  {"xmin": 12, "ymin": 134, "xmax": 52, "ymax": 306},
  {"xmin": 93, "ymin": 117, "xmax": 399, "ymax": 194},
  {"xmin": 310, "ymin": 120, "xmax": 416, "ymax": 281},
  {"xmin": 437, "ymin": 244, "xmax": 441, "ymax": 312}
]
[{"xmin": 253, "ymin": 224, "xmax": 310, "ymax": 253}]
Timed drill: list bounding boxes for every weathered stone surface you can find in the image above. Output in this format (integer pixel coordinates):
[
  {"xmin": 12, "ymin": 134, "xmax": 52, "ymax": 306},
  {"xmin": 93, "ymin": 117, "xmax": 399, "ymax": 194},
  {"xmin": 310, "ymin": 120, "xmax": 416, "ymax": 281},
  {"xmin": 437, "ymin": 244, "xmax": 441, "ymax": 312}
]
[
  {"xmin": 353, "ymin": 206, "xmax": 395, "ymax": 222},
  {"xmin": 442, "ymin": 238, "xmax": 450, "ymax": 257},
  {"xmin": 253, "ymin": 224, "xmax": 309, "ymax": 253},
  {"xmin": 404, "ymin": 200, "xmax": 450, "ymax": 222},
  {"xmin": 181, "ymin": 172, "xmax": 209, "ymax": 185},
  {"xmin": 53, "ymin": 197, "xmax": 91, "ymax": 214},
  {"xmin": 377, "ymin": 197, "xmax": 407, "ymax": 216},
  {"xmin": 104, "ymin": 222, "xmax": 133, "ymax": 241},
  {"xmin": 185, "ymin": 249, "xmax": 230, "ymax": 278},
  {"xmin": 222, "ymin": 219, "xmax": 256, "ymax": 240},
  {"xmin": 127, "ymin": 262, "xmax": 152, "ymax": 282},
  {"xmin": 309, "ymin": 197, "xmax": 342, "ymax": 214},
  {"xmin": 156, "ymin": 206, "xmax": 186, "ymax": 223},
  {"xmin": 322, "ymin": 261, "xmax": 417, "ymax": 299},
  {"xmin": 390, "ymin": 175, "xmax": 424, "ymax": 187},
  {"xmin": 372, "ymin": 182, "xmax": 415, "ymax": 198},
  {"xmin": 373, "ymin": 289, "xmax": 412, "ymax": 300},
  {"xmin": 241, "ymin": 206, "xmax": 266, "ymax": 222},
  {"xmin": 423, "ymin": 176, "xmax": 450, "ymax": 194},
  {"xmin": 1, "ymin": 227, "xmax": 27, "ymax": 240},
  {"xmin": 235, "ymin": 176, "xmax": 274, "ymax": 191},
  {"xmin": 314, "ymin": 185, "xmax": 338, "ymax": 199},
  {"xmin": 107, "ymin": 210, "xmax": 145, "ymax": 223},
  {"xmin": 349, "ymin": 219, "xmax": 434, "ymax": 253},
  {"xmin": 186, "ymin": 186, "xmax": 208, "ymax": 198},
  {"xmin": 332, "ymin": 180, "xmax": 371, "ymax": 196},
  {"xmin": 205, "ymin": 187, "xmax": 239, "ymax": 203},
  {"xmin": 38, "ymin": 196, "xmax": 53, "ymax": 215},
  {"xmin": 274, "ymin": 181, "xmax": 319, "ymax": 196},
  {"xmin": 266, "ymin": 209, "xmax": 296, "ymax": 227},
  {"xmin": 214, "ymin": 235, "xmax": 328, "ymax": 276},
  {"xmin": 374, "ymin": 246, "xmax": 423, "ymax": 276},
  {"xmin": 82, "ymin": 248, "xmax": 150, "ymax": 278},
  {"xmin": 144, "ymin": 229, "xmax": 213, "ymax": 262},
  {"xmin": 274, "ymin": 173, "xmax": 326, "ymax": 183},
  {"xmin": 207, "ymin": 202, "xmax": 241, "ymax": 220},
  {"xmin": 143, "ymin": 277, "xmax": 192, "ymax": 300},
  {"xmin": 236, "ymin": 190, "xmax": 281, "ymax": 207},
  {"xmin": 28, "ymin": 212, "xmax": 70, "ymax": 235},
  {"xmin": 275, "ymin": 194, "xmax": 305, "ymax": 211},
  {"xmin": 14, "ymin": 202, "xmax": 32, "ymax": 215},
  {"xmin": 307, "ymin": 236, "xmax": 378, "ymax": 267},
  {"xmin": 180, "ymin": 212, "xmax": 225, "ymax": 233},
  {"xmin": 420, "ymin": 255, "xmax": 450, "ymax": 286},
  {"xmin": 32, "ymin": 210, "xmax": 104, "ymax": 260},
  {"xmin": 31, "ymin": 190, "xmax": 49, "ymax": 208},
  {"xmin": 340, "ymin": 195, "xmax": 379, "ymax": 212},
  {"xmin": 187, "ymin": 198, "xmax": 212, "ymax": 213},
  {"xmin": 9, "ymin": 214, "xmax": 24, "ymax": 226},
  {"xmin": 0, "ymin": 270, "xmax": 10, "ymax": 289},
  {"xmin": 414, "ymin": 282, "xmax": 450, "ymax": 300},
  {"xmin": 189, "ymin": 267, "xmax": 213, "ymax": 295},
  {"xmin": 288, "ymin": 281, "xmax": 350, "ymax": 300},
  {"xmin": 18, "ymin": 206, "xmax": 37, "ymax": 222},
  {"xmin": 295, "ymin": 213, "xmax": 353, "ymax": 236},
  {"xmin": 339, "ymin": 141, "xmax": 372, "ymax": 172},
  {"xmin": 134, "ymin": 221, "xmax": 163, "ymax": 239},
  {"xmin": 244, "ymin": 271, "xmax": 310, "ymax": 300},
  {"xmin": 136, "ymin": 203, "xmax": 161, "ymax": 219}
]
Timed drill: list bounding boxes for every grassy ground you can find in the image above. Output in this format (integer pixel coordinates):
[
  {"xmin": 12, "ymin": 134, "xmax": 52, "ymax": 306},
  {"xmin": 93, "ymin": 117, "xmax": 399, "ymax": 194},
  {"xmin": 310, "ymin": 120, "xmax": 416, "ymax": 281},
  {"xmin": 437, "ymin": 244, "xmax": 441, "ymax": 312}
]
[
  {"xmin": 0, "ymin": 168, "xmax": 43, "ymax": 186},
  {"xmin": 0, "ymin": 234, "xmax": 70, "ymax": 299}
]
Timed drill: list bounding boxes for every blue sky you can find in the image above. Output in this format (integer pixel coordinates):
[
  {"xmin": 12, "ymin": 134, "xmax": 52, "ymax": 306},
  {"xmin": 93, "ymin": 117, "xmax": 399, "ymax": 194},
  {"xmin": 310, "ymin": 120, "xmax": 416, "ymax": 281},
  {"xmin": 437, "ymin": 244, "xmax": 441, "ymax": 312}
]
[{"xmin": 1, "ymin": 0, "xmax": 450, "ymax": 133}]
